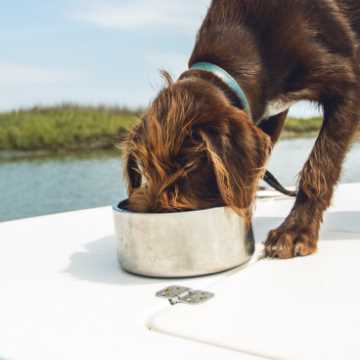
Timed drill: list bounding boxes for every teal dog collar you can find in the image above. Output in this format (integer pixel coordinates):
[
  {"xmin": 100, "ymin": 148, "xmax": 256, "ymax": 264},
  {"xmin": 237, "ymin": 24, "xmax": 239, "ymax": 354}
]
[{"xmin": 190, "ymin": 62, "xmax": 250, "ymax": 114}]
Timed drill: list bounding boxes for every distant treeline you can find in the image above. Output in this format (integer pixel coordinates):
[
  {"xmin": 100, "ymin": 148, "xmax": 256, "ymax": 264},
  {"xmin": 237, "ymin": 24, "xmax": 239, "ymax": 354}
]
[{"xmin": 0, "ymin": 104, "xmax": 326, "ymax": 152}]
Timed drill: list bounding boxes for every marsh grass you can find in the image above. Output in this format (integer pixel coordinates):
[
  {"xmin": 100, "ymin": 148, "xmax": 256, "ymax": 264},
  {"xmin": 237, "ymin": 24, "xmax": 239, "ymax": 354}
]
[
  {"xmin": 0, "ymin": 104, "xmax": 139, "ymax": 152},
  {"xmin": 0, "ymin": 104, "xmax": 330, "ymax": 153},
  {"xmin": 283, "ymin": 117, "xmax": 322, "ymax": 137}
]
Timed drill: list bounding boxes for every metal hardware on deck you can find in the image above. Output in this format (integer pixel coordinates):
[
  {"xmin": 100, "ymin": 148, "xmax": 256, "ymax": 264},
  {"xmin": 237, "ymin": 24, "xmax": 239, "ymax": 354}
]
[{"xmin": 156, "ymin": 286, "xmax": 215, "ymax": 306}]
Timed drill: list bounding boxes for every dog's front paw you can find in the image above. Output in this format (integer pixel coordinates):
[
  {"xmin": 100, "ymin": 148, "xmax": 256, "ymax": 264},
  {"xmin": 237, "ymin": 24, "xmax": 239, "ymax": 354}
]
[{"xmin": 264, "ymin": 224, "xmax": 318, "ymax": 259}]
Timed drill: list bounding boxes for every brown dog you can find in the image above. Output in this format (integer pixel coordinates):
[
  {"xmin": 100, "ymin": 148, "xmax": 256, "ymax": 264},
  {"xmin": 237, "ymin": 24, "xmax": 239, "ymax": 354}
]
[{"xmin": 122, "ymin": 0, "xmax": 360, "ymax": 259}]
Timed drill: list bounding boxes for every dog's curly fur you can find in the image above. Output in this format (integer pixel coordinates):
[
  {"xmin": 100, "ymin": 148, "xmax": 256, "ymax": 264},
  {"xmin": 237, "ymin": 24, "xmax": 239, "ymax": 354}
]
[
  {"xmin": 122, "ymin": 72, "xmax": 271, "ymax": 220},
  {"xmin": 122, "ymin": 0, "xmax": 360, "ymax": 259}
]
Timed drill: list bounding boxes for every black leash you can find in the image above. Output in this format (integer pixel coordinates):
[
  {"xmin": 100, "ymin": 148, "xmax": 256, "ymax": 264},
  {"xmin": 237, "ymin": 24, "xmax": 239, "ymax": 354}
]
[{"xmin": 263, "ymin": 170, "xmax": 297, "ymax": 197}]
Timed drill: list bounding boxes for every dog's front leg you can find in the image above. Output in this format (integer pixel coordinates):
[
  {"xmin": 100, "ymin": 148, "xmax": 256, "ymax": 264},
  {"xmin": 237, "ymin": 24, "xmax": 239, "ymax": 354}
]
[{"xmin": 265, "ymin": 87, "xmax": 360, "ymax": 259}]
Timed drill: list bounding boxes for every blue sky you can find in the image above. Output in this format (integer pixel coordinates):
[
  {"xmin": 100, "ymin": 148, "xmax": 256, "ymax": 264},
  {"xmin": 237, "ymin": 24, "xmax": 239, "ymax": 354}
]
[{"xmin": 1, "ymin": 0, "xmax": 321, "ymax": 117}]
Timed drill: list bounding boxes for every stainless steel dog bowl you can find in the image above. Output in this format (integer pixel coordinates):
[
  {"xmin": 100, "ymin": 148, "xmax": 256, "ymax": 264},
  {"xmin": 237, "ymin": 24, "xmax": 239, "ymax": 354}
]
[{"xmin": 112, "ymin": 200, "xmax": 255, "ymax": 278}]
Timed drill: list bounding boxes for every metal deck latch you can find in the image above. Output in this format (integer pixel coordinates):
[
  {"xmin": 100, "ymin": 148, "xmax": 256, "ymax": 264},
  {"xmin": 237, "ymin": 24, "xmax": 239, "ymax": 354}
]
[{"xmin": 156, "ymin": 286, "xmax": 215, "ymax": 306}]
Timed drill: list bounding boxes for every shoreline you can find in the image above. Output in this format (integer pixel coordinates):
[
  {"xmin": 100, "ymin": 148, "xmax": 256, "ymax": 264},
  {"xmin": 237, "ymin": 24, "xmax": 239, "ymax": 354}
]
[
  {"xmin": 0, "ymin": 148, "xmax": 121, "ymax": 162},
  {"xmin": 0, "ymin": 134, "xmax": 317, "ymax": 163},
  {"xmin": 2, "ymin": 132, "xmax": 360, "ymax": 162},
  {"xmin": 1, "ymin": 105, "xmax": 358, "ymax": 158}
]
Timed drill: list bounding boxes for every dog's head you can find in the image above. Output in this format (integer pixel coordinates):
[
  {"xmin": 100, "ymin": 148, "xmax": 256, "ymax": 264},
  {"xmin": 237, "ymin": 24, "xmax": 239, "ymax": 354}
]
[{"xmin": 121, "ymin": 72, "xmax": 271, "ymax": 219}]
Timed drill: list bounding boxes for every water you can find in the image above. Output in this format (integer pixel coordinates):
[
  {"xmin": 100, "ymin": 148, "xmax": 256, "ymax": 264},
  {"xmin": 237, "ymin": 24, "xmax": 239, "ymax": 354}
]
[
  {"xmin": 268, "ymin": 138, "xmax": 360, "ymax": 186},
  {"xmin": 0, "ymin": 151, "xmax": 127, "ymax": 222},
  {"xmin": 1, "ymin": 138, "xmax": 360, "ymax": 222}
]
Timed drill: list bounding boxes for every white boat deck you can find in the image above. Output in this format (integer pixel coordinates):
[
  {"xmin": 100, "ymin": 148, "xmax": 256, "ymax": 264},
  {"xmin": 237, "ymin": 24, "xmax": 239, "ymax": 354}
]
[{"xmin": 0, "ymin": 183, "xmax": 359, "ymax": 359}]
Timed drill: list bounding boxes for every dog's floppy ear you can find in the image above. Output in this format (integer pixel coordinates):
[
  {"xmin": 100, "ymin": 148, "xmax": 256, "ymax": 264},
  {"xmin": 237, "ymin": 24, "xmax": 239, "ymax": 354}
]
[{"xmin": 198, "ymin": 108, "xmax": 271, "ymax": 217}]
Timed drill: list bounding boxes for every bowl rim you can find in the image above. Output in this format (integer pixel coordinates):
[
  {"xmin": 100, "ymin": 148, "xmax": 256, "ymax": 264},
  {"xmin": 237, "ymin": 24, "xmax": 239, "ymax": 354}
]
[{"xmin": 112, "ymin": 199, "xmax": 241, "ymax": 218}]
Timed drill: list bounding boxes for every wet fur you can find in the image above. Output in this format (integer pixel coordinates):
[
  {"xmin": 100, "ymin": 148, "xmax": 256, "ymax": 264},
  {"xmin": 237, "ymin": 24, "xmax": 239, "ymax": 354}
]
[{"xmin": 122, "ymin": 0, "xmax": 360, "ymax": 258}]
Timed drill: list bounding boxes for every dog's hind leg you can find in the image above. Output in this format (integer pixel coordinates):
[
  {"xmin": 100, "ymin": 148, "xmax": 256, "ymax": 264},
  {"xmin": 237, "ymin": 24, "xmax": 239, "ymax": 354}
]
[{"xmin": 265, "ymin": 72, "xmax": 360, "ymax": 259}]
